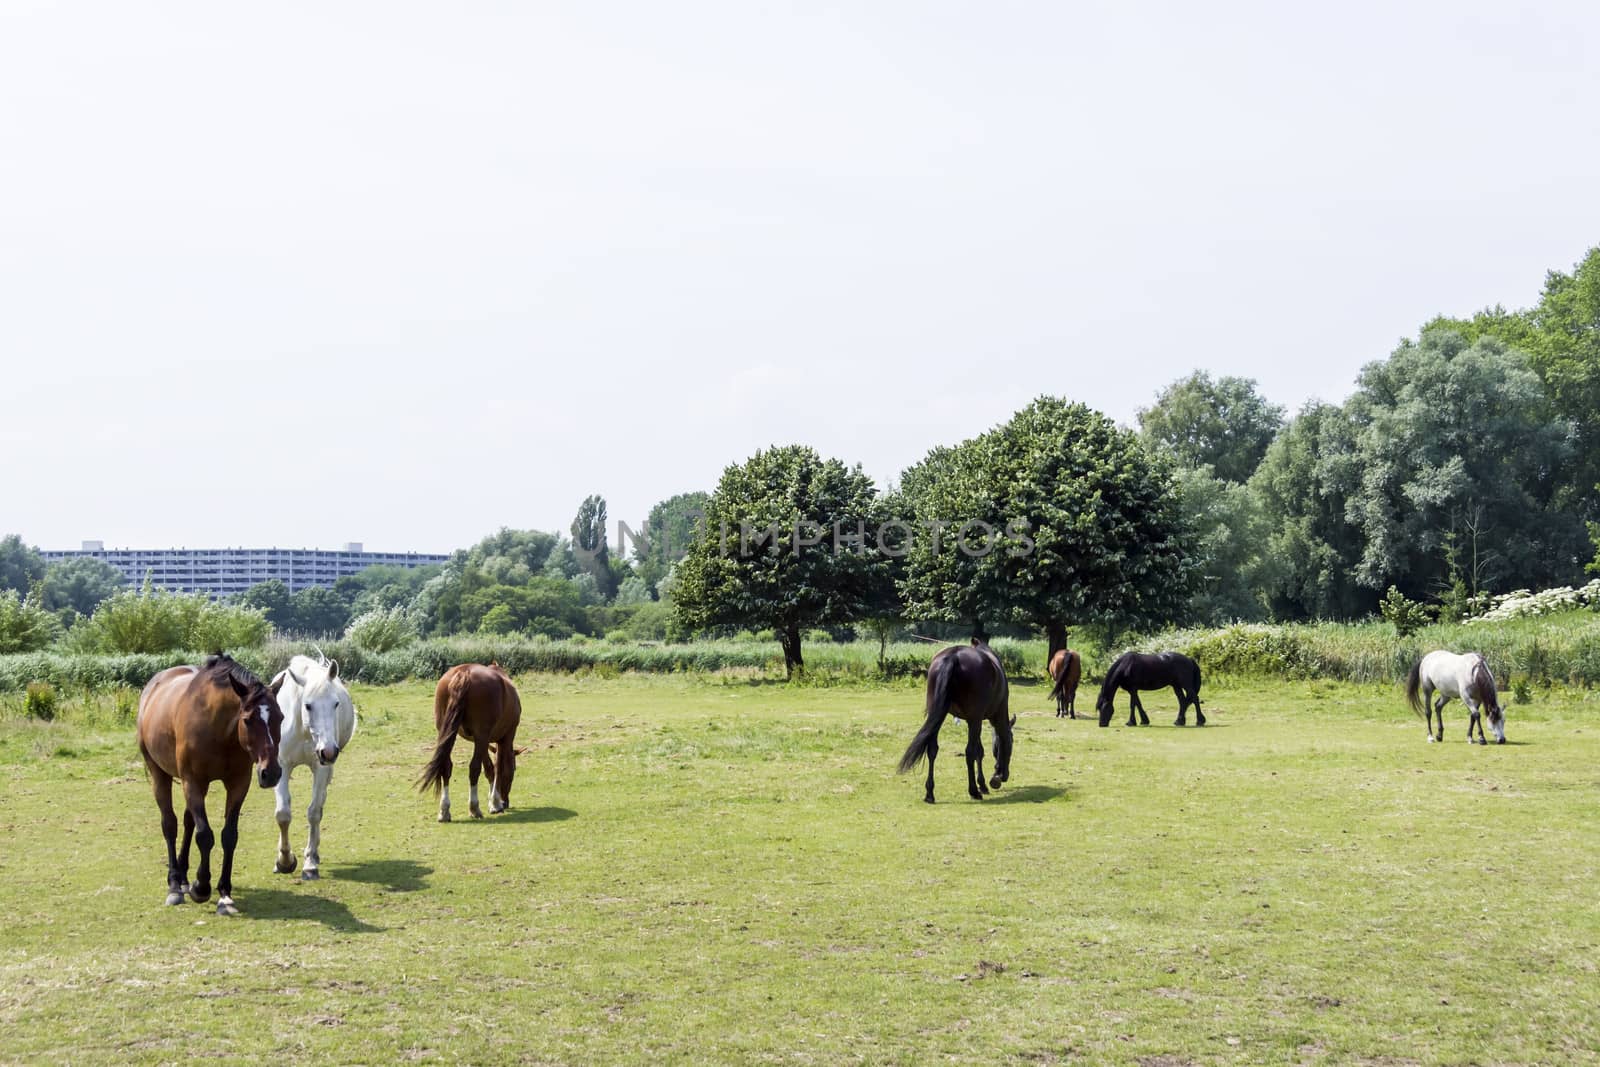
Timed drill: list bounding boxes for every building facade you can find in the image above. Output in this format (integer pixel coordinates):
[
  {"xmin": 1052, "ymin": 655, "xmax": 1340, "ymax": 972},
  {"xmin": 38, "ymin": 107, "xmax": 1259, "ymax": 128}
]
[{"xmin": 41, "ymin": 541, "xmax": 451, "ymax": 598}]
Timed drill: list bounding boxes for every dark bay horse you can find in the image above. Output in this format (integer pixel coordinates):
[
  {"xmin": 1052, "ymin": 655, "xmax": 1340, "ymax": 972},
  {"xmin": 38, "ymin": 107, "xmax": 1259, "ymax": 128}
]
[
  {"xmin": 1096, "ymin": 651, "xmax": 1205, "ymax": 728},
  {"xmin": 897, "ymin": 640, "xmax": 1014, "ymax": 803},
  {"xmin": 1048, "ymin": 648, "xmax": 1082, "ymax": 719},
  {"xmin": 417, "ymin": 663, "xmax": 522, "ymax": 821},
  {"xmin": 136, "ymin": 654, "xmax": 283, "ymax": 914}
]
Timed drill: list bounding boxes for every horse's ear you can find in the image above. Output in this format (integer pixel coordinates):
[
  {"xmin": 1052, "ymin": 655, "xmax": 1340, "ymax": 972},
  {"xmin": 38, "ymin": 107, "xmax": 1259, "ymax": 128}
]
[
  {"xmin": 970, "ymin": 637, "xmax": 980, "ymax": 647},
  {"xmin": 326, "ymin": 659, "xmax": 339, "ymax": 681},
  {"xmin": 269, "ymin": 672, "xmax": 286, "ymax": 696},
  {"xmin": 228, "ymin": 674, "xmax": 251, "ymax": 702},
  {"xmin": 286, "ymin": 667, "xmax": 305, "ymax": 688}
]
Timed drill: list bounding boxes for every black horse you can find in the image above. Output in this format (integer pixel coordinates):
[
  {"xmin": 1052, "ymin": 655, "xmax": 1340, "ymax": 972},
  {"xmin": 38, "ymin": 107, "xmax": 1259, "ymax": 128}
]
[
  {"xmin": 1095, "ymin": 651, "xmax": 1205, "ymax": 727},
  {"xmin": 897, "ymin": 640, "xmax": 1015, "ymax": 803}
]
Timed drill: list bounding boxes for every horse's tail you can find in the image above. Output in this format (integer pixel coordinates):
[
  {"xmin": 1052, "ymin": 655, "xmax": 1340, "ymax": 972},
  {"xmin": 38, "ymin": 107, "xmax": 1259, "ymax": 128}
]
[
  {"xmin": 416, "ymin": 669, "xmax": 471, "ymax": 794},
  {"xmin": 1049, "ymin": 652, "xmax": 1078, "ymax": 706},
  {"xmin": 1189, "ymin": 658, "xmax": 1203, "ymax": 710},
  {"xmin": 898, "ymin": 656, "xmax": 954, "ymax": 773},
  {"xmin": 1404, "ymin": 658, "xmax": 1425, "ymax": 718}
]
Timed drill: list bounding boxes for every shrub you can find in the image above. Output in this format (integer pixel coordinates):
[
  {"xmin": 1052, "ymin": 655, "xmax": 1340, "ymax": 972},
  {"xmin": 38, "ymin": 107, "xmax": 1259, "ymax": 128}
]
[
  {"xmin": 0, "ymin": 591, "xmax": 59, "ymax": 653},
  {"xmin": 345, "ymin": 605, "xmax": 419, "ymax": 653},
  {"xmin": 1379, "ymin": 586, "xmax": 1433, "ymax": 638},
  {"xmin": 71, "ymin": 582, "xmax": 271, "ymax": 654},
  {"xmin": 23, "ymin": 681, "xmax": 57, "ymax": 720}
]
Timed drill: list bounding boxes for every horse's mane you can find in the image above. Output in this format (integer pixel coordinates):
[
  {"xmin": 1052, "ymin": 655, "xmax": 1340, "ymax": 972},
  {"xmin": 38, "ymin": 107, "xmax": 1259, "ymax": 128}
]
[{"xmin": 200, "ymin": 652, "xmax": 267, "ymax": 693}]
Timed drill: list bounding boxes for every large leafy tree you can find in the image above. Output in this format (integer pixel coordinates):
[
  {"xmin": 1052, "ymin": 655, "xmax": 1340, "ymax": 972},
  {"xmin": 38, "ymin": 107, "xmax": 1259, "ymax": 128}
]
[
  {"xmin": 1249, "ymin": 402, "xmax": 1368, "ymax": 620},
  {"xmin": 1170, "ymin": 466, "xmax": 1273, "ymax": 624},
  {"xmin": 1341, "ymin": 329, "xmax": 1581, "ymax": 597},
  {"xmin": 40, "ymin": 556, "xmax": 125, "ymax": 616},
  {"xmin": 632, "ymin": 490, "xmax": 711, "ymax": 595},
  {"xmin": 898, "ymin": 397, "xmax": 1194, "ymax": 655},
  {"xmin": 1138, "ymin": 372, "xmax": 1285, "ymax": 483},
  {"xmin": 672, "ymin": 445, "xmax": 893, "ymax": 677},
  {"xmin": 0, "ymin": 535, "xmax": 46, "ymax": 596}
]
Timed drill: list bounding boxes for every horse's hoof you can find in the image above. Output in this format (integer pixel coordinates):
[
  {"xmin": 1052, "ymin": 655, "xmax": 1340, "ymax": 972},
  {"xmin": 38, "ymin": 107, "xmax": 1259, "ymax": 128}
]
[
  {"xmin": 189, "ymin": 884, "xmax": 211, "ymax": 904},
  {"xmin": 1497, "ymin": 738, "xmax": 1506, "ymax": 745},
  {"xmin": 164, "ymin": 891, "xmax": 184, "ymax": 907},
  {"xmin": 1174, "ymin": 719, "xmax": 1186, "ymax": 727},
  {"xmin": 301, "ymin": 868, "xmax": 320, "ymax": 882},
  {"xmin": 470, "ymin": 807, "xmax": 484, "ymax": 820},
  {"xmin": 216, "ymin": 897, "xmax": 238, "ymax": 917},
  {"xmin": 923, "ymin": 795, "xmax": 936, "ymax": 804},
  {"xmin": 989, "ymin": 776, "xmax": 1004, "ymax": 789},
  {"xmin": 438, "ymin": 811, "xmax": 451, "ymax": 823},
  {"xmin": 275, "ymin": 854, "xmax": 297, "ymax": 875}
]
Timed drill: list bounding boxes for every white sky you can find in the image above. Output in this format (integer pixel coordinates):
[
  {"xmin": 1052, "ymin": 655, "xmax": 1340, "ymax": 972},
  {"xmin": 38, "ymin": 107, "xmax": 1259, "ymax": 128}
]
[{"xmin": 3, "ymin": 2, "xmax": 1597, "ymax": 553}]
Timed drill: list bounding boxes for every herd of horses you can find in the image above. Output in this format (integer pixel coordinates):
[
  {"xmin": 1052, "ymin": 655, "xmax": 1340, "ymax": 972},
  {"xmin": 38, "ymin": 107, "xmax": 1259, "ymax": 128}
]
[{"xmin": 134, "ymin": 639, "xmax": 1507, "ymax": 911}]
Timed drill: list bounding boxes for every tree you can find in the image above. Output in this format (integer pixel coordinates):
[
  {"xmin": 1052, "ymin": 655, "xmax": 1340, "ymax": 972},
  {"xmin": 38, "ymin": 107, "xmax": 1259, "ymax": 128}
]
[
  {"xmin": 0, "ymin": 535, "xmax": 45, "ymax": 596},
  {"xmin": 1170, "ymin": 466, "xmax": 1273, "ymax": 624},
  {"xmin": 1342, "ymin": 329, "xmax": 1581, "ymax": 598},
  {"xmin": 633, "ymin": 490, "xmax": 711, "ymax": 594},
  {"xmin": 1138, "ymin": 372, "xmax": 1285, "ymax": 483},
  {"xmin": 290, "ymin": 586, "xmax": 350, "ymax": 635},
  {"xmin": 571, "ymin": 495, "xmax": 617, "ymax": 601},
  {"xmin": 236, "ymin": 580, "xmax": 295, "ymax": 630},
  {"xmin": 672, "ymin": 445, "xmax": 893, "ymax": 677},
  {"xmin": 1250, "ymin": 402, "xmax": 1368, "ymax": 620},
  {"xmin": 40, "ymin": 557, "xmax": 125, "ymax": 616},
  {"xmin": 898, "ymin": 397, "xmax": 1194, "ymax": 656}
]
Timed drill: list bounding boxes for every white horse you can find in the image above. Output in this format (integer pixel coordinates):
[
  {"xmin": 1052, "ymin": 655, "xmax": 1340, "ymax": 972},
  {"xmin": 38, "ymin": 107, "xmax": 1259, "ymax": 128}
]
[
  {"xmin": 269, "ymin": 653, "xmax": 357, "ymax": 880},
  {"xmin": 1405, "ymin": 650, "xmax": 1505, "ymax": 745}
]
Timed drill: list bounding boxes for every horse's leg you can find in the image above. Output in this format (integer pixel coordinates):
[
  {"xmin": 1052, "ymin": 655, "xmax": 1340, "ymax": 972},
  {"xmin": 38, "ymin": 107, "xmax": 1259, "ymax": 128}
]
[
  {"xmin": 1124, "ymin": 688, "xmax": 1137, "ymax": 727},
  {"xmin": 965, "ymin": 719, "xmax": 986, "ymax": 800},
  {"xmin": 302, "ymin": 762, "xmax": 333, "ymax": 880},
  {"xmin": 1463, "ymin": 693, "xmax": 1483, "ymax": 745},
  {"xmin": 147, "ymin": 762, "xmax": 184, "ymax": 906},
  {"xmin": 182, "ymin": 778, "xmax": 214, "ymax": 904},
  {"xmin": 214, "ymin": 776, "xmax": 249, "ymax": 916},
  {"xmin": 1173, "ymin": 685, "xmax": 1187, "ymax": 727},
  {"xmin": 490, "ymin": 739, "xmax": 515, "ymax": 813},
  {"xmin": 923, "ymin": 731, "xmax": 940, "ymax": 804},
  {"xmin": 468, "ymin": 737, "xmax": 490, "ymax": 819},
  {"xmin": 1132, "ymin": 690, "xmax": 1150, "ymax": 726},
  {"xmin": 1434, "ymin": 693, "xmax": 1449, "ymax": 743},
  {"xmin": 273, "ymin": 765, "xmax": 296, "ymax": 874},
  {"xmin": 178, "ymin": 808, "xmax": 194, "ymax": 895}
]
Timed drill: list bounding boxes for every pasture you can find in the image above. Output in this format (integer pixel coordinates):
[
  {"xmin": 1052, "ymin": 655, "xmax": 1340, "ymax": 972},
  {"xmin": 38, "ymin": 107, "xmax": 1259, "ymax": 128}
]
[{"xmin": 2, "ymin": 673, "xmax": 1598, "ymax": 1064}]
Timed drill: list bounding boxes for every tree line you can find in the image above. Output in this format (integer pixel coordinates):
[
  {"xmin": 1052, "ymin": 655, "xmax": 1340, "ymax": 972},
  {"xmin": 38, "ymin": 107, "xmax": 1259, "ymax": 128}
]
[{"xmin": 3, "ymin": 245, "xmax": 1597, "ymax": 665}]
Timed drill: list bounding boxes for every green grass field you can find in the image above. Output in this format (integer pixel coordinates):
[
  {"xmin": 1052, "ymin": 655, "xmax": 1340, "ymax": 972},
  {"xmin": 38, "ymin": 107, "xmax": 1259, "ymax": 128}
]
[{"xmin": 2, "ymin": 674, "xmax": 1597, "ymax": 1064}]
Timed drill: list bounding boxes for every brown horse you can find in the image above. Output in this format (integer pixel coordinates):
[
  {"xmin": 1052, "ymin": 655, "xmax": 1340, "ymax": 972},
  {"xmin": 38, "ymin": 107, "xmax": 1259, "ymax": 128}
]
[
  {"xmin": 136, "ymin": 654, "xmax": 283, "ymax": 914},
  {"xmin": 416, "ymin": 663, "xmax": 522, "ymax": 822},
  {"xmin": 897, "ymin": 639, "xmax": 1014, "ymax": 803},
  {"xmin": 1047, "ymin": 648, "xmax": 1082, "ymax": 719}
]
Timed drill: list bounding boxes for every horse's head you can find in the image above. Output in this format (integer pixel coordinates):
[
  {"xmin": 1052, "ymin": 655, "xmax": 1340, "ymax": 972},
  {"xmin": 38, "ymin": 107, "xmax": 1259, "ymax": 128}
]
[
  {"xmin": 1485, "ymin": 696, "xmax": 1507, "ymax": 744},
  {"xmin": 227, "ymin": 672, "xmax": 283, "ymax": 788},
  {"xmin": 1096, "ymin": 692, "xmax": 1114, "ymax": 728},
  {"xmin": 280, "ymin": 659, "xmax": 351, "ymax": 765}
]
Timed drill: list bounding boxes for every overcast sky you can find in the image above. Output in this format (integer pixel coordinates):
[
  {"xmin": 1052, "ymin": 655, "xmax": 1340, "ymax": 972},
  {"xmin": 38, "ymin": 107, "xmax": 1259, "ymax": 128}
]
[{"xmin": 3, "ymin": 2, "xmax": 1597, "ymax": 554}]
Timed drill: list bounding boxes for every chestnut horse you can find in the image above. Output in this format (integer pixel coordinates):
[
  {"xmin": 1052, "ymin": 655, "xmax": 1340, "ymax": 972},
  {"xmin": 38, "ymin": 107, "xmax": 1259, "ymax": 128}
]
[
  {"xmin": 1047, "ymin": 648, "xmax": 1082, "ymax": 719},
  {"xmin": 897, "ymin": 639, "xmax": 1014, "ymax": 804},
  {"xmin": 136, "ymin": 654, "xmax": 283, "ymax": 914},
  {"xmin": 416, "ymin": 663, "xmax": 522, "ymax": 822}
]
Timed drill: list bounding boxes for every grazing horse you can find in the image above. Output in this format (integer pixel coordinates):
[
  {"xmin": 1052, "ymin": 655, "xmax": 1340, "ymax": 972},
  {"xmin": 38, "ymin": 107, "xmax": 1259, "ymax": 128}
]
[
  {"xmin": 1096, "ymin": 651, "xmax": 1205, "ymax": 728},
  {"xmin": 417, "ymin": 663, "xmax": 522, "ymax": 822},
  {"xmin": 271, "ymin": 653, "xmax": 358, "ymax": 880},
  {"xmin": 897, "ymin": 639, "xmax": 1015, "ymax": 804},
  {"xmin": 1405, "ymin": 650, "xmax": 1505, "ymax": 744},
  {"xmin": 1048, "ymin": 648, "xmax": 1082, "ymax": 719},
  {"xmin": 136, "ymin": 654, "xmax": 283, "ymax": 914}
]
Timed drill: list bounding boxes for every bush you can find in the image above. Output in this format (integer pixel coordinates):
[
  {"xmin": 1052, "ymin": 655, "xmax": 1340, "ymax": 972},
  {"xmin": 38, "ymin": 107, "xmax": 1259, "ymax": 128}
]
[
  {"xmin": 1379, "ymin": 586, "xmax": 1433, "ymax": 638},
  {"xmin": 23, "ymin": 681, "xmax": 57, "ymax": 720},
  {"xmin": 0, "ymin": 591, "xmax": 59, "ymax": 654},
  {"xmin": 71, "ymin": 582, "xmax": 271, "ymax": 654},
  {"xmin": 345, "ymin": 605, "xmax": 418, "ymax": 653}
]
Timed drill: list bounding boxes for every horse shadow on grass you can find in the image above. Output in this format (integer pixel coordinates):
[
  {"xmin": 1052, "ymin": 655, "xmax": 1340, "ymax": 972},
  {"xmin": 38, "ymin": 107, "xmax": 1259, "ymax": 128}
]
[
  {"xmin": 243, "ymin": 888, "xmax": 385, "ymax": 933},
  {"xmin": 988, "ymin": 785, "xmax": 1069, "ymax": 805},
  {"xmin": 454, "ymin": 806, "xmax": 578, "ymax": 826},
  {"xmin": 334, "ymin": 858, "xmax": 433, "ymax": 893}
]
